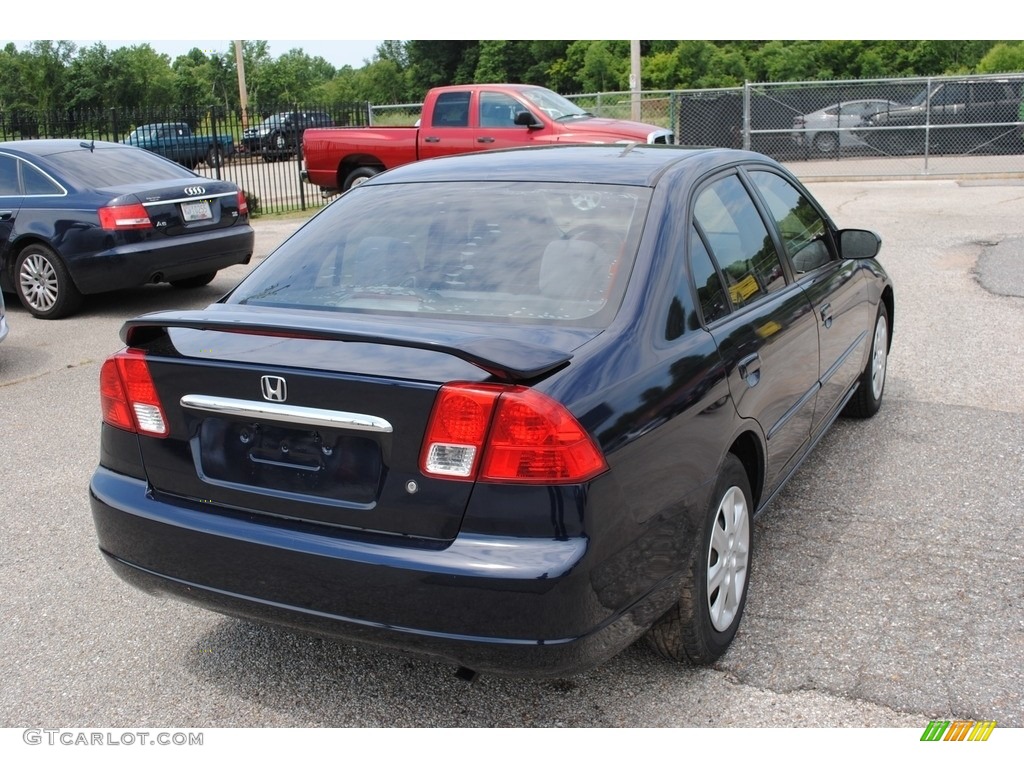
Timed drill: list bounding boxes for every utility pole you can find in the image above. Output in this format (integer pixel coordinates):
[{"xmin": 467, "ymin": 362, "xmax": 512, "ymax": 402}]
[
  {"xmin": 630, "ymin": 40, "xmax": 641, "ymax": 122},
  {"xmin": 234, "ymin": 40, "xmax": 250, "ymax": 130}
]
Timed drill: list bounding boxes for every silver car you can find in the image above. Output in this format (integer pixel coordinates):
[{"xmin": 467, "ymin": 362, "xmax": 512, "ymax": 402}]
[{"xmin": 792, "ymin": 99, "xmax": 903, "ymax": 154}]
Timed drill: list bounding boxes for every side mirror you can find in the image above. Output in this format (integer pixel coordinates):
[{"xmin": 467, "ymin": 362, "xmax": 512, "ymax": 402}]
[
  {"xmin": 514, "ymin": 111, "xmax": 542, "ymax": 129},
  {"xmin": 839, "ymin": 229, "xmax": 881, "ymax": 260}
]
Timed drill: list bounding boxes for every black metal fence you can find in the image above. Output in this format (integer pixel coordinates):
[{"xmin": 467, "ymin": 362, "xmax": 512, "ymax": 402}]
[
  {"xmin": 0, "ymin": 102, "xmax": 371, "ymax": 215},
  {"xmin": 4, "ymin": 74, "xmax": 1023, "ymax": 218}
]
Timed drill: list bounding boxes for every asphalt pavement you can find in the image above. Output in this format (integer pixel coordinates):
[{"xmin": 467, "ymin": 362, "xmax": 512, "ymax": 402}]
[{"xmin": 0, "ymin": 180, "xmax": 1021, "ymax": 730}]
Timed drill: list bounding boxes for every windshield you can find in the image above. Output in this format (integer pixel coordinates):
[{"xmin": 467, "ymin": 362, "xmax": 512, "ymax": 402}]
[
  {"xmin": 228, "ymin": 180, "xmax": 650, "ymax": 328},
  {"xmin": 519, "ymin": 87, "xmax": 592, "ymax": 120}
]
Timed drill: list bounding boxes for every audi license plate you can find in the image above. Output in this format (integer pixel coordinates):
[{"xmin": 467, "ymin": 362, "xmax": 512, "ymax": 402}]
[{"xmin": 181, "ymin": 200, "xmax": 213, "ymax": 222}]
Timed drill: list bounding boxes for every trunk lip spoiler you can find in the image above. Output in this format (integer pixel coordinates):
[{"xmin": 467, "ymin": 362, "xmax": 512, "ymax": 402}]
[{"xmin": 122, "ymin": 308, "xmax": 575, "ymax": 382}]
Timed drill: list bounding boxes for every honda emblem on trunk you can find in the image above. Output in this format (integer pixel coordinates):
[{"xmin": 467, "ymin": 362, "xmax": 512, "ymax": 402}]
[{"xmin": 260, "ymin": 375, "xmax": 287, "ymax": 402}]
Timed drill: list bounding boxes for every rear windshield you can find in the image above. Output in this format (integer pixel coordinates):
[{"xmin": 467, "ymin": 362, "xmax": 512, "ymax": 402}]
[
  {"xmin": 228, "ymin": 181, "xmax": 650, "ymax": 328},
  {"xmin": 45, "ymin": 146, "xmax": 194, "ymax": 187}
]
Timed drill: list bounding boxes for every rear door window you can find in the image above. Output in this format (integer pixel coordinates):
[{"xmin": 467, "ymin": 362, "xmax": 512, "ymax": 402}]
[{"xmin": 432, "ymin": 91, "xmax": 471, "ymax": 128}]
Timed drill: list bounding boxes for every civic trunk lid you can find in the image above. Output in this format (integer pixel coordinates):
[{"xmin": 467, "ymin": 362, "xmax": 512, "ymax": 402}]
[{"xmin": 121, "ymin": 307, "xmax": 593, "ymax": 542}]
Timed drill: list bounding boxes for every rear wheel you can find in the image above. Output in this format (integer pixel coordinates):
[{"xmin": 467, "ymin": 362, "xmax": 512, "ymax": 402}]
[
  {"xmin": 15, "ymin": 244, "xmax": 83, "ymax": 319},
  {"xmin": 812, "ymin": 132, "xmax": 838, "ymax": 154},
  {"xmin": 170, "ymin": 271, "xmax": 217, "ymax": 289},
  {"xmin": 206, "ymin": 146, "xmax": 225, "ymax": 168},
  {"xmin": 343, "ymin": 166, "xmax": 378, "ymax": 191},
  {"xmin": 645, "ymin": 453, "xmax": 752, "ymax": 665}
]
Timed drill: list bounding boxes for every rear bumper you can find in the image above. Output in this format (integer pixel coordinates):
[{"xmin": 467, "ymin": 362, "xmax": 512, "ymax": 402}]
[
  {"xmin": 69, "ymin": 225, "xmax": 255, "ymax": 295},
  {"xmin": 90, "ymin": 467, "xmax": 675, "ymax": 677}
]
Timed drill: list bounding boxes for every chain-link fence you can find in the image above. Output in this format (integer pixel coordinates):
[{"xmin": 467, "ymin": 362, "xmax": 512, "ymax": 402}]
[{"xmin": 573, "ymin": 73, "xmax": 1024, "ymax": 178}]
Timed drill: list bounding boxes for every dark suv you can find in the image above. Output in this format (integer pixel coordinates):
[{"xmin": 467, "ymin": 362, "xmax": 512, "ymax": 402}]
[
  {"xmin": 241, "ymin": 111, "xmax": 335, "ymax": 162},
  {"xmin": 859, "ymin": 78, "xmax": 1024, "ymax": 155}
]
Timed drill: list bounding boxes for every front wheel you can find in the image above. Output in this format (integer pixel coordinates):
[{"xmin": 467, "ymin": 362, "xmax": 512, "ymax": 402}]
[
  {"xmin": 15, "ymin": 244, "xmax": 83, "ymax": 319},
  {"xmin": 844, "ymin": 303, "xmax": 889, "ymax": 418},
  {"xmin": 645, "ymin": 453, "xmax": 752, "ymax": 665}
]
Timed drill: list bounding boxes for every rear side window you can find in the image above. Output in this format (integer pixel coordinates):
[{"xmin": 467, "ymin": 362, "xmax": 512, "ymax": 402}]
[
  {"xmin": 432, "ymin": 92, "xmax": 471, "ymax": 128},
  {"xmin": 22, "ymin": 162, "xmax": 64, "ymax": 195},
  {"xmin": 229, "ymin": 181, "xmax": 651, "ymax": 329},
  {"xmin": 693, "ymin": 174, "xmax": 786, "ymax": 309}
]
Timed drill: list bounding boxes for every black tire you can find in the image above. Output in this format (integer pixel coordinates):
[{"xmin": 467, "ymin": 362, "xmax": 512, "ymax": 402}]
[
  {"xmin": 262, "ymin": 132, "xmax": 293, "ymax": 163},
  {"xmin": 206, "ymin": 146, "xmax": 224, "ymax": 168},
  {"xmin": 812, "ymin": 132, "xmax": 838, "ymax": 154},
  {"xmin": 343, "ymin": 166, "xmax": 378, "ymax": 191},
  {"xmin": 844, "ymin": 302, "xmax": 889, "ymax": 419},
  {"xmin": 645, "ymin": 453, "xmax": 753, "ymax": 665},
  {"xmin": 170, "ymin": 271, "xmax": 217, "ymax": 289},
  {"xmin": 15, "ymin": 243, "xmax": 83, "ymax": 319}
]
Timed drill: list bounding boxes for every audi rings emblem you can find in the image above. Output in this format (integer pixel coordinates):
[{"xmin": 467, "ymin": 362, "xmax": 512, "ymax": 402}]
[{"xmin": 184, "ymin": 186, "xmax": 206, "ymax": 196}]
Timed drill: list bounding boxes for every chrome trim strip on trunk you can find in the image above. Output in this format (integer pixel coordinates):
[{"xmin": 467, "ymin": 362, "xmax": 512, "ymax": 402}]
[
  {"xmin": 180, "ymin": 394, "xmax": 393, "ymax": 433},
  {"xmin": 142, "ymin": 191, "xmax": 238, "ymax": 207}
]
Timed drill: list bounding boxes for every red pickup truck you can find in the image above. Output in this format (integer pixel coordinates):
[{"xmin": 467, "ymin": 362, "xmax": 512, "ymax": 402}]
[{"xmin": 302, "ymin": 84, "xmax": 675, "ymax": 195}]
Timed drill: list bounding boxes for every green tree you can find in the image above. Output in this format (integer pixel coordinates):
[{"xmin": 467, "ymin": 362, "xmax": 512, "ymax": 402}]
[{"xmin": 977, "ymin": 42, "xmax": 1024, "ymax": 73}]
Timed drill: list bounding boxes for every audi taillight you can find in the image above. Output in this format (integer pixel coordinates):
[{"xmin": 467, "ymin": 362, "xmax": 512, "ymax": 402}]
[
  {"xmin": 420, "ymin": 383, "xmax": 607, "ymax": 484},
  {"xmin": 100, "ymin": 349, "xmax": 168, "ymax": 437},
  {"xmin": 98, "ymin": 203, "xmax": 152, "ymax": 230},
  {"xmin": 237, "ymin": 189, "xmax": 249, "ymax": 216}
]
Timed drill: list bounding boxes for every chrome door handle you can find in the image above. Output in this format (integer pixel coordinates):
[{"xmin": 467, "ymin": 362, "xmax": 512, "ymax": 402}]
[
  {"xmin": 738, "ymin": 353, "xmax": 761, "ymax": 387},
  {"xmin": 820, "ymin": 302, "xmax": 833, "ymax": 328}
]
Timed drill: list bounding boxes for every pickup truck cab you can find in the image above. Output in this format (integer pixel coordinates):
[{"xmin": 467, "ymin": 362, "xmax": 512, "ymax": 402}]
[
  {"xmin": 302, "ymin": 84, "xmax": 675, "ymax": 194},
  {"xmin": 124, "ymin": 122, "xmax": 235, "ymax": 169}
]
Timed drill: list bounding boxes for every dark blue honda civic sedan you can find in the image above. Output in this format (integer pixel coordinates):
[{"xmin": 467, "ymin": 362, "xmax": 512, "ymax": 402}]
[{"xmin": 90, "ymin": 144, "xmax": 893, "ymax": 677}]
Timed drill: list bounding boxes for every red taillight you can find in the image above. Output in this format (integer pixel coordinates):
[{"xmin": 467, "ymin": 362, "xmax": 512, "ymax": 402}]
[
  {"xmin": 420, "ymin": 383, "xmax": 607, "ymax": 484},
  {"xmin": 237, "ymin": 189, "xmax": 249, "ymax": 216},
  {"xmin": 99, "ymin": 349, "xmax": 168, "ymax": 437},
  {"xmin": 98, "ymin": 203, "xmax": 152, "ymax": 230}
]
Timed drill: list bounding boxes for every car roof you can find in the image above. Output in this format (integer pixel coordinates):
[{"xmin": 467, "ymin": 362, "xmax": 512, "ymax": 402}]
[
  {"xmin": 0, "ymin": 139, "xmax": 132, "ymax": 157},
  {"xmin": 364, "ymin": 144, "xmax": 772, "ymax": 188}
]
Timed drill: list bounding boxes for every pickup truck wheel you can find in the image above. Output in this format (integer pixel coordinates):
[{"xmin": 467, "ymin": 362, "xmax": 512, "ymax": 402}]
[
  {"xmin": 206, "ymin": 147, "xmax": 225, "ymax": 168},
  {"xmin": 344, "ymin": 167, "xmax": 378, "ymax": 191},
  {"xmin": 15, "ymin": 244, "xmax": 83, "ymax": 319}
]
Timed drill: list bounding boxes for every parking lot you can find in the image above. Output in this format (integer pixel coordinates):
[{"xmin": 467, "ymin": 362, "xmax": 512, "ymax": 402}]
[{"xmin": 1, "ymin": 178, "xmax": 1022, "ymax": 729}]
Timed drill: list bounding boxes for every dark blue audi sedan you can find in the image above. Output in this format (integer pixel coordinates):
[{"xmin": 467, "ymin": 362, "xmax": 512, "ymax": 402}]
[
  {"xmin": 90, "ymin": 144, "xmax": 893, "ymax": 677},
  {"xmin": 0, "ymin": 139, "xmax": 254, "ymax": 319}
]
